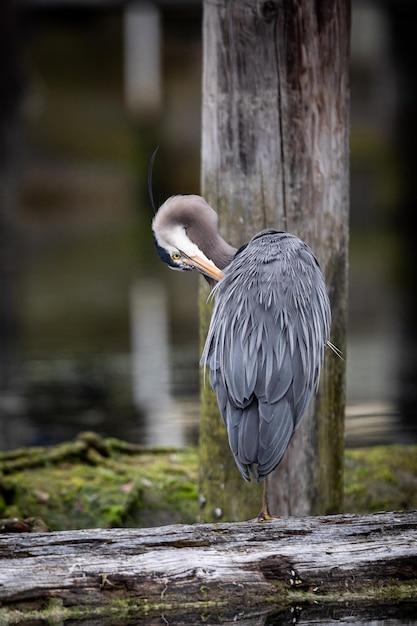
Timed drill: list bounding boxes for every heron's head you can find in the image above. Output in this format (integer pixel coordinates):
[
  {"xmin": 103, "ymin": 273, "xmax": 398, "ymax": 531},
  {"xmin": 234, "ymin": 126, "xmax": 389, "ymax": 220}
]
[{"xmin": 152, "ymin": 194, "xmax": 226, "ymax": 282}]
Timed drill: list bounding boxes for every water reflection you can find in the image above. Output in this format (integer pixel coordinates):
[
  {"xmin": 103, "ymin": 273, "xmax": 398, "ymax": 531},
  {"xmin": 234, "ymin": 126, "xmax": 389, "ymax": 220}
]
[
  {"xmin": 12, "ymin": 349, "xmax": 199, "ymax": 451},
  {"xmin": 130, "ymin": 278, "xmax": 180, "ymax": 446},
  {"xmin": 47, "ymin": 603, "xmax": 417, "ymax": 625}
]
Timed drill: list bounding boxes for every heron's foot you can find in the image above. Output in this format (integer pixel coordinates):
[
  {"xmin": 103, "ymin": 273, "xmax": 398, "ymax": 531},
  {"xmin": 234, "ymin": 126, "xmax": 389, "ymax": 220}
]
[
  {"xmin": 256, "ymin": 510, "xmax": 280, "ymax": 522},
  {"xmin": 247, "ymin": 510, "xmax": 280, "ymax": 522}
]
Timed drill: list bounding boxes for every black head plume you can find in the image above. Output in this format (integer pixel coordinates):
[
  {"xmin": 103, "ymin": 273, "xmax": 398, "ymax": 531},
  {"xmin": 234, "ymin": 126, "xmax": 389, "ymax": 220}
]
[{"xmin": 148, "ymin": 146, "xmax": 159, "ymax": 215}]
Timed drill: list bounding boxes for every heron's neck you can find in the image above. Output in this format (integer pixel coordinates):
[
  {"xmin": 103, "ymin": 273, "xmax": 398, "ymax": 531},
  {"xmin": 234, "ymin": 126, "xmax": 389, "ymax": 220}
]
[
  {"xmin": 199, "ymin": 233, "xmax": 236, "ymax": 289},
  {"xmin": 211, "ymin": 234, "xmax": 237, "ymax": 270}
]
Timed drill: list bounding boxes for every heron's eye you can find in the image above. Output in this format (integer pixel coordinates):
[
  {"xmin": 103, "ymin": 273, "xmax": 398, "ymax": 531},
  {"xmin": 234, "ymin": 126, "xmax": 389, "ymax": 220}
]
[{"xmin": 172, "ymin": 252, "xmax": 181, "ymax": 261}]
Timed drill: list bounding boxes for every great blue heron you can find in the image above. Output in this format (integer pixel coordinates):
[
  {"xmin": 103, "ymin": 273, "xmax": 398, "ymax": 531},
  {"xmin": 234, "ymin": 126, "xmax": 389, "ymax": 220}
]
[{"xmin": 152, "ymin": 193, "xmax": 331, "ymax": 520}]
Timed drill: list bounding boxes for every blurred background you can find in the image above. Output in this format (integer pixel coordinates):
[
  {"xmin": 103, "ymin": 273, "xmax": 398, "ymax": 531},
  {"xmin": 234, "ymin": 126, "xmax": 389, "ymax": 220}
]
[{"xmin": 0, "ymin": 0, "xmax": 416, "ymax": 451}]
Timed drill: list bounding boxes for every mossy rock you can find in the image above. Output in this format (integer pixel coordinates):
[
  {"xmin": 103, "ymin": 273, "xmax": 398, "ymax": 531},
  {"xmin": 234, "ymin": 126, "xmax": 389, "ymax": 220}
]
[
  {"xmin": 1, "ymin": 432, "xmax": 416, "ymax": 531},
  {"xmin": 0, "ymin": 432, "xmax": 198, "ymax": 530}
]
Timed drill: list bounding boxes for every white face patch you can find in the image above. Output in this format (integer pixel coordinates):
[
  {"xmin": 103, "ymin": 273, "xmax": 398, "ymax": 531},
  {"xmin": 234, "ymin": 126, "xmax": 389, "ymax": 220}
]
[{"xmin": 152, "ymin": 220, "xmax": 214, "ymax": 266}]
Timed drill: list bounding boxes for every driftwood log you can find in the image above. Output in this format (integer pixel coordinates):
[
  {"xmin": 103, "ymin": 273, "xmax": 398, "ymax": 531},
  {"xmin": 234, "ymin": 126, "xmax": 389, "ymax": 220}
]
[{"xmin": 0, "ymin": 510, "xmax": 416, "ymax": 625}]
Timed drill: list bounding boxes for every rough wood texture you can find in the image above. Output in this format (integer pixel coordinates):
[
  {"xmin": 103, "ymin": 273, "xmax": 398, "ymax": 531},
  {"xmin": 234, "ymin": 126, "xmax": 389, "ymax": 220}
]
[
  {"xmin": 200, "ymin": 0, "xmax": 350, "ymax": 521},
  {"xmin": 0, "ymin": 511, "xmax": 416, "ymax": 624}
]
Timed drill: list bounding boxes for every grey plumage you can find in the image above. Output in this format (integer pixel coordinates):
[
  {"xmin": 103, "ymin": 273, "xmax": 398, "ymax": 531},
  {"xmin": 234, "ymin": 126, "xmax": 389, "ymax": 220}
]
[
  {"xmin": 200, "ymin": 229, "xmax": 331, "ymax": 482},
  {"xmin": 152, "ymin": 194, "xmax": 331, "ymax": 508}
]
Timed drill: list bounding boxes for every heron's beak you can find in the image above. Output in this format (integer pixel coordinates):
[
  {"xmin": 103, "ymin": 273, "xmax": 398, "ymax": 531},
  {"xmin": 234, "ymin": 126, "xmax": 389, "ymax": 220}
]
[{"xmin": 184, "ymin": 254, "xmax": 224, "ymax": 282}]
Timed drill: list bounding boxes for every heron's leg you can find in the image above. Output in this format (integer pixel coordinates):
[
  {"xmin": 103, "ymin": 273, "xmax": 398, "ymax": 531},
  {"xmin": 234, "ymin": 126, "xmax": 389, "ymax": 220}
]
[{"xmin": 257, "ymin": 476, "xmax": 279, "ymax": 521}]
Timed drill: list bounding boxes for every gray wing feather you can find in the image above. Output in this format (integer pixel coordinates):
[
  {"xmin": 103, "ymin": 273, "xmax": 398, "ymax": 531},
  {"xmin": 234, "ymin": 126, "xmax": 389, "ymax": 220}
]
[
  {"xmin": 201, "ymin": 231, "xmax": 331, "ymax": 483},
  {"xmin": 258, "ymin": 399, "xmax": 293, "ymax": 474}
]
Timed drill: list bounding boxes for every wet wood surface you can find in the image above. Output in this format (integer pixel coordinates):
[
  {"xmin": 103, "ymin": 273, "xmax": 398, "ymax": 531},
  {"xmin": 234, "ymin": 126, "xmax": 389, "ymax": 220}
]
[{"xmin": 0, "ymin": 510, "xmax": 416, "ymax": 624}]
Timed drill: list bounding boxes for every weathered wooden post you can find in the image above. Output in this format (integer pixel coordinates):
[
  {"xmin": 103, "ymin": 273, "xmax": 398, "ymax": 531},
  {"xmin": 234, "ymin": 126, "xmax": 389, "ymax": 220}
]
[{"xmin": 199, "ymin": 0, "xmax": 350, "ymax": 521}]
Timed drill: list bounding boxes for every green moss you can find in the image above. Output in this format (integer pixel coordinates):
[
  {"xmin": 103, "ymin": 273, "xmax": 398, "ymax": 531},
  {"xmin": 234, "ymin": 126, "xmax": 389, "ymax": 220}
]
[
  {"xmin": 344, "ymin": 444, "xmax": 417, "ymax": 513},
  {"xmin": 0, "ymin": 433, "xmax": 198, "ymax": 530},
  {"xmin": 288, "ymin": 578, "xmax": 417, "ymax": 605},
  {"xmin": 0, "ymin": 595, "xmax": 154, "ymax": 625}
]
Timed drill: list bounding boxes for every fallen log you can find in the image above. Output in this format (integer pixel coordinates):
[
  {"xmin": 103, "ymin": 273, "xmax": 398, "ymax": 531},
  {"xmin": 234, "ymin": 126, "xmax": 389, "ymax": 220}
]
[{"xmin": 0, "ymin": 510, "xmax": 416, "ymax": 625}]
